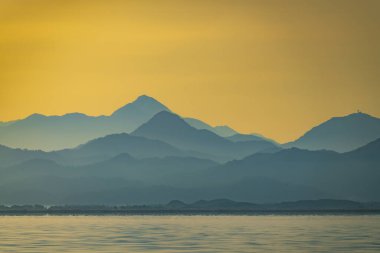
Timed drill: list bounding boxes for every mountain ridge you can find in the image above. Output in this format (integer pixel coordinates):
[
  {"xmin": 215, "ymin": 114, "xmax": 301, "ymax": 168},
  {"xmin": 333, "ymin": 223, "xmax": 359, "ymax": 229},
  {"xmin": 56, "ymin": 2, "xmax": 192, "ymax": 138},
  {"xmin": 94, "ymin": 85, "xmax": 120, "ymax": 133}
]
[
  {"xmin": 285, "ymin": 112, "xmax": 380, "ymax": 152},
  {"xmin": 0, "ymin": 95, "xmax": 170, "ymax": 150},
  {"xmin": 132, "ymin": 111, "xmax": 277, "ymax": 162},
  {"xmin": 0, "ymin": 138, "xmax": 379, "ymax": 204}
]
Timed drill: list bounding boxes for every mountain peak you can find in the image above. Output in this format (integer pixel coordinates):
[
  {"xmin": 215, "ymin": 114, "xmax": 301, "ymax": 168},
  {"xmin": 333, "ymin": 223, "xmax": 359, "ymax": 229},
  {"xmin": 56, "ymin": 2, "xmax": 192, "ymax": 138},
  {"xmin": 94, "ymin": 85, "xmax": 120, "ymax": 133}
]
[
  {"xmin": 26, "ymin": 113, "xmax": 46, "ymax": 120},
  {"xmin": 346, "ymin": 111, "xmax": 373, "ymax": 119},
  {"xmin": 325, "ymin": 111, "xmax": 378, "ymax": 125},
  {"xmin": 135, "ymin": 111, "xmax": 190, "ymax": 130},
  {"xmin": 152, "ymin": 110, "xmax": 182, "ymax": 120},
  {"xmin": 111, "ymin": 95, "xmax": 170, "ymax": 118},
  {"xmin": 135, "ymin": 94, "xmax": 155, "ymax": 101},
  {"xmin": 132, "ymin": 94, "xmax": 163, "ymax": 106},
  {"xmin": 184, "ymin": 117, "xmax": 239, "ymax": 137},
  {"xmin": 287, "ymin": 111, "xmax": 380, "ymax": 152},
  {"xmin": 213, "ymin": 125, "xmax": 238, "ymax": 137}
]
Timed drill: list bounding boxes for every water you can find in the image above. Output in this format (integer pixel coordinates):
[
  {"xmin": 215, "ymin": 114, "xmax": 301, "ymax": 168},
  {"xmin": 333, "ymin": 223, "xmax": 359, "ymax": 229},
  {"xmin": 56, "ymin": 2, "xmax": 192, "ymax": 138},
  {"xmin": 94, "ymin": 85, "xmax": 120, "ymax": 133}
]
[{"xmin": 0, "ymin": 215, "xmax": 379, "ymax": 252}]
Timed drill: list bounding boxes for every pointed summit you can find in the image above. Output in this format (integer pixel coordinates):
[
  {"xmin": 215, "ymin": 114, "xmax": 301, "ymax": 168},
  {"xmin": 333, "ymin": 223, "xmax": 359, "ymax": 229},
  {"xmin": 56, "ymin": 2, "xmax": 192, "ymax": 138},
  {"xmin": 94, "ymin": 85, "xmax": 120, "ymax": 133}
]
[
  {"xmin": 132, "ymin": 111, "xmax": 194, "ymax": 136},
  {"xmin": 112, "ymin": 95, "xmax": 170, "ymax": 118},
  {"xmin": 345, "ymin": 111, "xmax": 374, "ymax": 120},
  {"xmin": 109, "ymin": 95, "xmax": 171, "ymax": 132},
  {"xmin": 132, "ymin": 110, "xmax": 230, "ymax": 153},
  {"xmin": 136, "ymin": 94, "xmax": 152, "ymax": 100},
  {"xmin": 133, "ymin": 95, "xmax": 167, "ymax": 108},
  {"xmin": 147, "ymin": 110, "xmax": 189, "ymax": 126},
  {"xmin": 132, "ymin": 111, "xmax": 276, "ymax": 162}
]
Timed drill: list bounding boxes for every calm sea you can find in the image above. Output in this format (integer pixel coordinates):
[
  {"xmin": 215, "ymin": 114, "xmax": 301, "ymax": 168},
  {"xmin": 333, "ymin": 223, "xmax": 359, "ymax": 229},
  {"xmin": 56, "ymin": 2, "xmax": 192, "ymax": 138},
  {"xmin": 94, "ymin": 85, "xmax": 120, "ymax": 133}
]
[{"xmin": 0, "ymin": 215, "xmax": 379, "ymax": 252}]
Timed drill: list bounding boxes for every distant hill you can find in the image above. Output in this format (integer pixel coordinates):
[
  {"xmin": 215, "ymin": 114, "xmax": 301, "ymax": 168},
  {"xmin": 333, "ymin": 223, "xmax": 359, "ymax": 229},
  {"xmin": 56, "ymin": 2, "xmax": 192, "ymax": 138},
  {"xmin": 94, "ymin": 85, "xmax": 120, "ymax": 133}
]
[
  {"xmin": 0, "ymin": 125, "xmax": 275, "ymax": 167},
  {"xmin": 165, "ymin": 198, "xmax": 375, "ymax": 211},
  {"xmin": 184, "ymin": 118, "xmax": 238, "ymax": 137},
  {"xmin": 0, "ymin": 144, "xmax": 58, "ymax": 167},
  {"xmin": 55, "ymin": 133, "xmax": 186, "ymax": 165},
  {"xmin": 0, "ymin": 199, "xmax": 380, "ymax": 215},
  {"xmin": 2, "ymin": 199, "xmax": 379, "ymax": 214},
  {"xmin": 285, "ymin": 112, "xmax": 380, "ymax": 152},
  {"xmin": 1, "ymin": 100, "xmax": 380, "ymax": 205},
  {"xmin": 184, "ymin": 118, "xmax": 278, "ymax": 144},
  {"xmin": 0, "ymin": 95, "xmax": 170, "ymax": 151},
  {"xmin": 0, "ymin": 154, "xmax": 218, "ymax": 205},
  {"xmin": 111, "ymin": 95, "xmax": 170, "ymax": 125},
  {"xmin": 343, "ymin": 137, "xmax": 380, "ymax": 160},
  {"xmin": 208, "ymin": 138, "xmax": 380, "ymax": 202},
  {"xmin": 1, "ymin": 138, "xmax": 379, "ymax": 205},
  {"xmin": 226, "ymin": 133, "xmax": 278, "ymax": 145},
  {"xmin": 0, "ymin": 132, "xmax": 186, "ymax": 166},
  {"xmin": 132, "ymin": 111, "xmax": 277, "ymax": 162},
  {"xmin": 0, "ymin": 94, "xmax": 257, "ymax": 152},
  {"xmin": 179, "ymin": 199, "xmax": 258, "ymax": 210}
]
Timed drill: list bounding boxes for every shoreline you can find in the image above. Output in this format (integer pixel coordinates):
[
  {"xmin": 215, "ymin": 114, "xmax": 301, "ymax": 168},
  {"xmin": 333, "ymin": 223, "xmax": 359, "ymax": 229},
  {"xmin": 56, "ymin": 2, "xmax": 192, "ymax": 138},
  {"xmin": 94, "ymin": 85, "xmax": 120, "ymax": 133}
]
[{"xmin": 1, "ymin": 209, "xmax": 380, "ymax": 216}]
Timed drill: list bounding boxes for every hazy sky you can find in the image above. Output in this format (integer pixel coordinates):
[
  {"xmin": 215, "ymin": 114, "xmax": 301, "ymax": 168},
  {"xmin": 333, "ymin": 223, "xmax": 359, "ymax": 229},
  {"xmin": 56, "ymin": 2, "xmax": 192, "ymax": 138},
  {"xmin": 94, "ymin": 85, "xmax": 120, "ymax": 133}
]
[{"xmin": 0, "ymin": 0, "xmax": 379, "ymax": 142}]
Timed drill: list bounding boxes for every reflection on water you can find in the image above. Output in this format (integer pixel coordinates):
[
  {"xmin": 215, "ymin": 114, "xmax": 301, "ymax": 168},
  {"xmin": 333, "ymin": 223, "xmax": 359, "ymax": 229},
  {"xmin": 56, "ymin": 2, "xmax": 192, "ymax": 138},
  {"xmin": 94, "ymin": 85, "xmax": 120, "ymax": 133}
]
[{"xmin": 0, "ymin": 215, "xmax": 379, "ymax": 252}]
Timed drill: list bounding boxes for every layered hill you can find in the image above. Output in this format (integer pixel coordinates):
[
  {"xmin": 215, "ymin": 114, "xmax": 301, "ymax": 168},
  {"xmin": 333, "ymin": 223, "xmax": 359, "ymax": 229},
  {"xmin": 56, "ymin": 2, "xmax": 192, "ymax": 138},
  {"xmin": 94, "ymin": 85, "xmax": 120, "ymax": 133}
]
[
  {"xmin": 285, "ymin": 112, "xmax": 380, "ymax": 152},
  {"xmin": 0, "ymin": 95, "xmax": 170, "ymax": 150},
  {"xmin": 1, "ymin": 138, "xmax": 379, "ymax": 204},
  {"xmin": 1, "ymin": 96, "xmax": 380, "ymax": 205},
  {"xmin": 207, "ymin": 138, "xmax": 380, "ymax": 202},
  {"xmin": 184, "ymin": 118, "xmax": 238, "ymax": 137},
  {"xmin": 132, "ymin": 111, "xmax": 277, "ymax": 162}
]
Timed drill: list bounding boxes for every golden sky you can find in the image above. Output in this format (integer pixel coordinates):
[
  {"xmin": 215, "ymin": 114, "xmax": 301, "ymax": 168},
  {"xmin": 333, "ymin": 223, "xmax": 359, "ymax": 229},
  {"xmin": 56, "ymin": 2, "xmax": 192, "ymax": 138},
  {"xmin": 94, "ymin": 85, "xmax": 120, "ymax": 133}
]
[{"xmin": 0, "ymin": 0, "xmax": 379, "ymax": 142}]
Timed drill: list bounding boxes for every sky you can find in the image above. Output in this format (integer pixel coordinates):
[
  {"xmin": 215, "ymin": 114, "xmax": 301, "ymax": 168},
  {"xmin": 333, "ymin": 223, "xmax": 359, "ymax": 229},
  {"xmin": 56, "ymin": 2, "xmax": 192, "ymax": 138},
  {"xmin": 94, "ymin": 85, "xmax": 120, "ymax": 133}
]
[{"xmin": 0, "ymin": 0, "xmax": 379, "ymax": 143}]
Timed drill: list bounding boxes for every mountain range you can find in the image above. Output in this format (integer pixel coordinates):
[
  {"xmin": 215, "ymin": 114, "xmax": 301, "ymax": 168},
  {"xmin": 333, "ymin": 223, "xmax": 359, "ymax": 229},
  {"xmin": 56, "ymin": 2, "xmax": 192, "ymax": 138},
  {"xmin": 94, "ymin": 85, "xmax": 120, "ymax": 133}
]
[
  {"xmin": 1, "ymin": 95, "xmax": 380, "ymax": 153},
  {"xmin": 285, "ymin": 112, "xmax": 380, "ymax": 152},
  {"xmin": 0, "ymin": 95, "xmax": 170, "ymax": 150},
  {"xmin": 3, "ymin": 199, "xmax": 379, "ymax": 214},
  {"xmin": 0, "ymin": 95, "xmax": 380, "ymax": 205},
  {"xmin": 0, "ymin": 137, "xmax": 379, "ymax": 204},
  {"xmin": 0, "ymin": 95, "xmax": 268, "ymax": 151},
  {"xmin": 132, "ymin": 111, "xmax": 278, "ymax": 162}
]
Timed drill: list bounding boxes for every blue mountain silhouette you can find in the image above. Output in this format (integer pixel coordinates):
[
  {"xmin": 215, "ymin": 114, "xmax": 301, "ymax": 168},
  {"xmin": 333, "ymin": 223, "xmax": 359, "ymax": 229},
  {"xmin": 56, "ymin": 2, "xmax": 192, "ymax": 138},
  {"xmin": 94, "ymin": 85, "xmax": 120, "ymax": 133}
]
[{"xmin": 285, "ymin": 112, "xmax": 380, "ymax": 152}]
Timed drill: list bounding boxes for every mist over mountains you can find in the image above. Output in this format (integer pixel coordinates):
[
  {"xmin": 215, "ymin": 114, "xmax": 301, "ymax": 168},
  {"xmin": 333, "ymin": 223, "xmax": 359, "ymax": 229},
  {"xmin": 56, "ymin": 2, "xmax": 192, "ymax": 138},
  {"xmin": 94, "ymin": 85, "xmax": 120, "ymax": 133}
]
[
  {"xmin": 0, "ymin": 95, "xmax": 380, "ymax": 205},
  {"xmin": 1, "ymin": 139, "xmax": 379, "ymax": 205},
  {"xmin": 0, "ymin": 95, "xmax": 170, "ymax": 150},
  {"xmin": 132, "ymin": 111, "xmax": 277, "ymax": 162}
]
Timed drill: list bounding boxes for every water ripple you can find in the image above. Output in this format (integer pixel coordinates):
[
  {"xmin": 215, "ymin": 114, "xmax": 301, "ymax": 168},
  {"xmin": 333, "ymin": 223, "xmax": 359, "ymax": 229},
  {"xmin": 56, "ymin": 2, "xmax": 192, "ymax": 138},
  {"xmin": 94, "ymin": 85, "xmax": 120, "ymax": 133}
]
[{"xmin": 0, "ymin": 215, "xmax": 379, "ymax": 252}]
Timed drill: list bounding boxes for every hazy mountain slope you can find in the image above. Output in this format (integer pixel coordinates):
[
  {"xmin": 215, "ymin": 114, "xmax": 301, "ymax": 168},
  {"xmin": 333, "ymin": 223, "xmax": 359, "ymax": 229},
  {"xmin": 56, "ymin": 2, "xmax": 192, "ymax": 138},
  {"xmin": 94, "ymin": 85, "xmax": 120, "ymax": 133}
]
[
  {"xmin": 0, "ymin": 153, "xmax": 218, "ymax": 184},
  {"xmin": 76, "ymin": 154, "xmax": 218, "ymax": 187},
  {"xmin": 0, "ymin": 144, "xmax": 59, "ymax": 167},
  {"xmin": 285, "ymin": 112, "xmax": 380, "ymax": 152},
  {"xmin": 111, "ymin": 95, "xmax": 170, "ymax": 128},
  {"xmin": 167, "ymin": 199, "xmax": 370, "ymax": 211},
  {"xmin": 0, "ymin": 113, "xmax": 111, "ymax": 151},
  {"xmin": 226, "ymin": 133, "xmax": 278, "ymax": 145},
  {"xmin": 210, "ymin": 139, "xmax": 380, "ymax": 201},
  {"xmin": 0, "ymin": 155, "xmax": 218, "ymax": 204},
  {"xmin": 0, "ymin": 95, "xmax": 170, "ymax": 151},
  {"xmin": 132, "ymin": 111, "xmax": 277, "ymax": 162},
  {"xmin": 55, "ymin": 133, "xmax": 185, "ymax": 165},
  {"xmin": 0, "ymin": 140, "xmax": 379, "ymax": 204},
  {"xmin": 184, "ymin": 118, "xmax": 238, "ymax": 137},
  {"xmin": 341, "ymin": 138, "xmax": 380, "ymax": 162},
  {"xmin": 0, "ymin": 132, "xmax": 186, "ymax": 166}
]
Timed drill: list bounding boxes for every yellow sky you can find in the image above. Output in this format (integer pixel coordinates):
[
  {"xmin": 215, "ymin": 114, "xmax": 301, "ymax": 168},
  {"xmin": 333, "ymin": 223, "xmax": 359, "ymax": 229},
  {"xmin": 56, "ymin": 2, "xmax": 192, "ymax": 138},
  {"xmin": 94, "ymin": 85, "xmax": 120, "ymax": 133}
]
[{"xmin": 0, "ymin": 0, "xmax": 379, "ymax": 142}]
